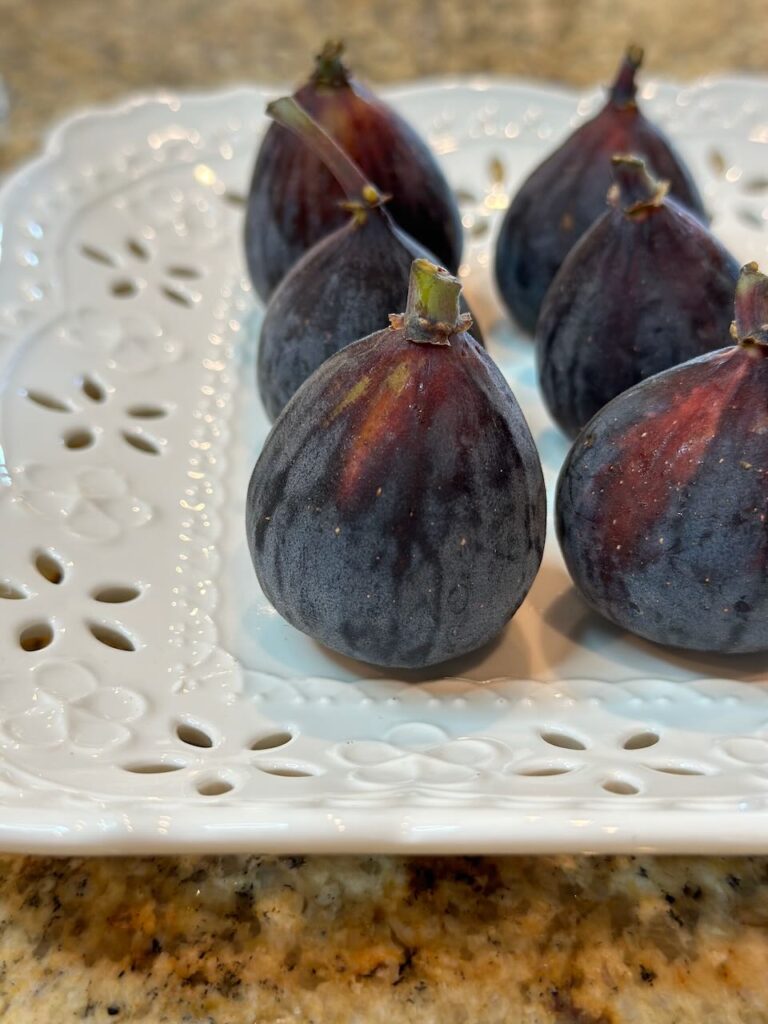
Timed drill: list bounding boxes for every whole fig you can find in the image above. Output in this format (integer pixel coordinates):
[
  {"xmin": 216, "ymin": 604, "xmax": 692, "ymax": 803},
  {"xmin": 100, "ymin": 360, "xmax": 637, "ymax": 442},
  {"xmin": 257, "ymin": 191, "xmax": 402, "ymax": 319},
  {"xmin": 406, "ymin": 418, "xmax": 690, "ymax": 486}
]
[
  {"xmin": 538, "ymin": 155, "xmax": 739, "ymax": 438},
  {"xmin": 245, "ymin": 41, "xmax": 463, "ymax": 301},
  {"xmin": 556, "ymin": 263, "xmax": 768, "ymax": 654},
  {"xmin": 247, "ymin": 259, "xmax": 546, "ymax": 669},
  {"xmin": 495, "ymin": 47, "xmax": 707, "ymax": 334}
]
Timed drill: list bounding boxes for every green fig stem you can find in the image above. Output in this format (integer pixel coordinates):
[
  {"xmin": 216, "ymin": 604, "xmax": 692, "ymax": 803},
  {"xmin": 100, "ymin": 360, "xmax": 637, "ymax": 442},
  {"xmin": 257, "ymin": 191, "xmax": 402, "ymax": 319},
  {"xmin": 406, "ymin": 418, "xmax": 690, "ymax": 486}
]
[
  {"xmin": 267, "ymin": 96, "xmax": 383, "ymax": 207},
  {"xmin": 732, "ymin": 262, "xmax": 768, "ymax": 346},
  {"xmin": 610, "ymin": 154, "xmax": 669, "ymax": 215},
  {"xmin": 311, "ymin": 40, "xmax": 351, "ymax": 89},
  {"xmin": 393, "ymin": 259, "xmax": 472, "ymax": 346},
  {"xmin": 609, "ymin": 45, "xmax": 643, "ymax": 107}
]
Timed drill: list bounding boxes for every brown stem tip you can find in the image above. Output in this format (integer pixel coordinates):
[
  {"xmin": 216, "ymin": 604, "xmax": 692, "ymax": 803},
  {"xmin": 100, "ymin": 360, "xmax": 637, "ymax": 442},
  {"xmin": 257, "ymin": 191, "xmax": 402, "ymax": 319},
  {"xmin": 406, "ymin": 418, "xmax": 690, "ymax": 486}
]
[
  {"xmin": 610, "ymin": 154, "xmax": 669, "ymax": 215},
  {"xmin": 733, "ymin": 262, "xmax": 768, "ymax": 346},
  {"xmin": 311, "ymin": 40, "xmax": 351, "ymax": 89},
  {"xmin": 610, "ymin": 45, "xmax": 644, "ymax": 107}
]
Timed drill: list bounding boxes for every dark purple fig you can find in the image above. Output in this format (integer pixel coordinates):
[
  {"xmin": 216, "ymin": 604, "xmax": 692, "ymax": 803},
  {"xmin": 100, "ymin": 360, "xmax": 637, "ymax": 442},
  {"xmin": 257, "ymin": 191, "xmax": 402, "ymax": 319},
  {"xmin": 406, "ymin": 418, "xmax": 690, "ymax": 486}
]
[
  {"xmin": 247, "ymin": 259, "xmax": 546, "ymax": 669},
  {"xmin": 257, "ymin": 97, "xmax": 481, "ymax": 423},
  {"xmin": 245, "ymin": 41, "xmax": 463, "ymax": 302},
  {"xmin": 495, "ymin": 47, "xmax": 707, "ymax": 334},
  {"xmin": 556, "ymin": 263, "xmax": 768, "ymax": 654},
  {"xmin": 537, "ymin": 155, "xmax": 739, "ymax": 438}
]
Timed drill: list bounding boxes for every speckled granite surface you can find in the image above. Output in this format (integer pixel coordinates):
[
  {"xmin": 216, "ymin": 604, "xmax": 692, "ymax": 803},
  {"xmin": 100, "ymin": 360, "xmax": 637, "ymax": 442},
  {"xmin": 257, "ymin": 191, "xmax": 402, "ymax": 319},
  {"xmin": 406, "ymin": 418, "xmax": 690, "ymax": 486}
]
[
  {"xmin": 1, "ymin": 854, "xmax": 768, "ymax": 1022},
  {"xmin": 2, "ymin": 4, "xmax": 768, "ymax": 1021},
  {"xmin": 1, "ymin": 0, "xmax": 767, "ymax": 170}
]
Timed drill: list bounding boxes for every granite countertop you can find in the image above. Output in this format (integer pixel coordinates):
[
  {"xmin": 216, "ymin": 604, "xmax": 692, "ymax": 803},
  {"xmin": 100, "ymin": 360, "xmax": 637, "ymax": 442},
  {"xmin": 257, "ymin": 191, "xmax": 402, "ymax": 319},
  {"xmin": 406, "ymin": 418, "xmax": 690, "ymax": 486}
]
[
  {"xmin": 2, "ymin": 1, "xmax": 768, "ymax": 1021},
  {"xmin": 2, "ymin": 853, "xmax": 768, "ymax": 1022},
  {"xmin": 1, "ymin": 0, "xmax": 768, "ymax": 171}
]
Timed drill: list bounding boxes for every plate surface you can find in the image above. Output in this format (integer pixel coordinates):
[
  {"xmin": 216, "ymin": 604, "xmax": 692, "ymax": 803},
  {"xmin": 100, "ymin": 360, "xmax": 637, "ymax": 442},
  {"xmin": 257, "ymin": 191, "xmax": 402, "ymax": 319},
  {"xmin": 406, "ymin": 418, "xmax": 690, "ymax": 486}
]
[{"xmin": 1, "ymin": 76, "xmax": 768, "ymax": 854}]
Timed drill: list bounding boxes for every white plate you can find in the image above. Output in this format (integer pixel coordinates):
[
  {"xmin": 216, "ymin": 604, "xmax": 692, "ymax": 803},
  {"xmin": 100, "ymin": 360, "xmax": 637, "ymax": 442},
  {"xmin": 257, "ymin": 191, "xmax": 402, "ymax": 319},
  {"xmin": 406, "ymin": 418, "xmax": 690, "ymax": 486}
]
[{"xmin": 1, "ymin": 76, "xmax": 768, "ymax": 854}]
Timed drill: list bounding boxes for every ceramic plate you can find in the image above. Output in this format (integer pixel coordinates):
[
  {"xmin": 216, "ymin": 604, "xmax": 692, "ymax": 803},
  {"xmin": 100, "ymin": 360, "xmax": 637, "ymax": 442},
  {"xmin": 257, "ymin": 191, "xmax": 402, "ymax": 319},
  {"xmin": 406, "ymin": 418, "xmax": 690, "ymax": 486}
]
[{"xmin": 1, "ymin": 75, "xmax": 768, "ymax": 854}]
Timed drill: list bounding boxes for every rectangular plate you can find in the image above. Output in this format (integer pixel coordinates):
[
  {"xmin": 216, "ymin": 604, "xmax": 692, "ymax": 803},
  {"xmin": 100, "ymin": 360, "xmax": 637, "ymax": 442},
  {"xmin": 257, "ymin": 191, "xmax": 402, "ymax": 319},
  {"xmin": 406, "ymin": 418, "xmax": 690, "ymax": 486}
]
[{"xmin": 1, "ymin": 76, "xmax": 767, "ymax": 853}]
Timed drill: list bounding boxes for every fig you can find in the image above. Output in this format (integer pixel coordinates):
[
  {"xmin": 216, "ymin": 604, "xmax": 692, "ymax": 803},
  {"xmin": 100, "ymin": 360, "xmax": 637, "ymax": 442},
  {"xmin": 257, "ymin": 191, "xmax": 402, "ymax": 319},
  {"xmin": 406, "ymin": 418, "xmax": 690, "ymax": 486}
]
[
  {"xmin": 246, "ymin": 259, "xmax": 546, "ymax": 669},
  {"xmin": 245, "ymin": 41, "xmax": 463, "ymax": 302},
  {"xmin": 556, "ymin": 263, "xmax": 768, "ymax": 654},
  {"xmin": 538, "ymin": 155, "xmax": 739, "ymax": 438},
  {"xmin": 257, "ymin": 97, "xmax": 481, "ymax": 423},
  {"xmin": 494, "ymin": 46, "xmax": 707, "ymax": 334}
]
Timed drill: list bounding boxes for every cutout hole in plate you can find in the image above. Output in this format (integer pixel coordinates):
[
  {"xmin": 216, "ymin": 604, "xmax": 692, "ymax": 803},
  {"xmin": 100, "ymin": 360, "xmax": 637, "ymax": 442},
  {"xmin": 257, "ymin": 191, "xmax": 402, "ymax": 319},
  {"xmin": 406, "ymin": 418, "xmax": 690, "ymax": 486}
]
[
  {"xmin": 122, "ymin": 430, "xmax": 161, "ymax": 455},
  {"xmin": 624, "ymin": 731, "xmax": 660, "ymax": 750},
  {"xmin": 19, "ymin": 621, "xmax": 54, "ymax": 652},
  {"xmin": 25, "ymin": 389, "xmax": 71, "ymax": 412},
  {"xmin": 651, "ymin": 765, "xmax": 706, "ymax": 776},
  {"xmin": 541, "ymin": 731, "xmax": 586, "ymax": 751},
  {"xmin": 63, "ymin": 427, "xmax": 95, "ymax": 450},
  {"xmin": 517, "ymin": 765, "xmax": 572, "ymax": 777},
  {"xmin": 177, "ymin": 722, "xmax": 214, "ymax": 749},
  {"xmin": 259, "ymin": 766, "xmax": 313, "ymax": 778},
  {"xmin": 603, "ymin": 777, "xmax": 639, "ymax": 795},
  {"xmin": 0, "ymin": 581, "xmax": 28, "ymax": 600},
  {"xmin": 197, "ymin": 776, "xmax": 234, "ymax": 796},
  {"xmin": 166, "ymin": 265, "xmax": 200, "ymax": 280},
  {"xmin": 81, "ymin": 374, "xmax": 106, "ymax": 403},
  {"xmin": 223, "ymin": 191, "xmax": 246, "ymax": 209},
  {"xmin": 124, "ymin": 762, "xmax": 184, "ymax": 774},
  {"xmin": 81, "ymin": 243, "xmax": 116, "ymax": 267},
  {"xmin": 250, "ymin": 731, "xmax": 292, "ymax": 751},
  {"xmin": 161, "ymin": 285, "xmax": 193, "ymax": 307},
  {"xmin": 111, "ymin": 278, "xmax": 138, "ymax": 298},
  {"xmin": 88, "ymin": 621, "xmax": 136, "ymax": 652},
  {"xmin": 34, "ymin": 550, "xmax": 65, "ymax": 585},
  {"xmin": 126, "ymin": 403, "xmax": 167, "ymax": 419},
  {"xmin": 91, "ymin": 584, "xmax": 141, "ymax": 604},
  {"xmin": 126, "ymin": 237, "xmax": 150, "ymax": 261}
]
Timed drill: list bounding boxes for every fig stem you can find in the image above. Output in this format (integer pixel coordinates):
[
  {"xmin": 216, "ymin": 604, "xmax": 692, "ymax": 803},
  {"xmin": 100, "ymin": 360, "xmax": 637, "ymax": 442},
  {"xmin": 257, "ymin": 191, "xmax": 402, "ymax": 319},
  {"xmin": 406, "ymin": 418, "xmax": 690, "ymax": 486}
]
[
  {"xmin": 733, "ymin": 262, "xmax": 768, "ymax": 346},
  {"xmin": 266, "ymin": 96, "xmax": 381, "ymax": 204},
  {"xmin": 398, "ymin": 259, "xmax": 471, "ymax": 345},
  {"xmin": 407, "ymin": 259, "xmax": 462, "ymax": 325},
  {"xmin": 609, "ymin": 45, "xmax": 643, "ymax": 107},
  {"xmin": 610, "ymin": 154, "xmax": 669, "ymax": 215},
  {"xmin": 311, "ymin": 40, "xmax": 351, "ymax": 89}
]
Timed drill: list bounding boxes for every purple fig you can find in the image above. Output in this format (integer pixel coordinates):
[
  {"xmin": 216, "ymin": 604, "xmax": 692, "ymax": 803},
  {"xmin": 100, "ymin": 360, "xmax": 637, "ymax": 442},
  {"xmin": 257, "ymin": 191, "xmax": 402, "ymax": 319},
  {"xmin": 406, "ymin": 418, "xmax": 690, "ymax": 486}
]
[
  {"xmin": 247, "ymin": 259, "xmax": 546, "ymax": 669},
  {"xmin": 556, "ymin": 263, "xmax": 768, "ymax": 654},
  {"xmin": 537, "ymin": 155, "xmax": 739, "ymax": 438},
  {"xmin": 257, "ymin": 97, "xmax": 482, "ymax": 423},
  {"xmin": 495, "ymin": 47, "xmax": 707, "ymax": 334},
  {"xmin": 245, "ymin": 41, "xmax": 463, "ymax": 302}
]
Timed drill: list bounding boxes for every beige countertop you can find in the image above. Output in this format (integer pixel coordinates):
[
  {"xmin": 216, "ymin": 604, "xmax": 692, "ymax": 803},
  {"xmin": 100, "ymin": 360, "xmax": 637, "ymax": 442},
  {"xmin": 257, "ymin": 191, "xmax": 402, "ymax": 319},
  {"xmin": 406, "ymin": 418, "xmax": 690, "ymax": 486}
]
[
  {"xmin": 2, "ymin": 2, "xmax": 768, "ymax": 1020},
  {"xmin": 1, "ymin": 0, "xmax": 768, "ymax": 171},
  {"xmin": 2, "ymin": 853, "xmax": 768, "ymax": 1022}
]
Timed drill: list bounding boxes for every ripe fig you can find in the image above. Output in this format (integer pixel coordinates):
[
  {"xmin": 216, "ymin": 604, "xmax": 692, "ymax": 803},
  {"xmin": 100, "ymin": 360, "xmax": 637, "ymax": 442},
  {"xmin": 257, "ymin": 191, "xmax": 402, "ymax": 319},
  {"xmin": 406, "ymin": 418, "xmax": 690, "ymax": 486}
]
[
  {"xmin": 257, "ymin": 97, "xmax": 482, "ymax": 423},
  {"xmin": 494, "ymin": 47, "xmax": 707, "ymax": 334},
  {"xmin": 538, "ymin": 155, "xmax": 739, "ymax": 438},
  {"xmin": 245, "ymin": 41, "xmax": 463, "ymax": 301},
  {"xmin": 247, "ymin": 259, "xmax": 546, "ymax": 669},
  {"xmin": 556, "ymin": 263, "xmax": 768, "ymax": 654}
]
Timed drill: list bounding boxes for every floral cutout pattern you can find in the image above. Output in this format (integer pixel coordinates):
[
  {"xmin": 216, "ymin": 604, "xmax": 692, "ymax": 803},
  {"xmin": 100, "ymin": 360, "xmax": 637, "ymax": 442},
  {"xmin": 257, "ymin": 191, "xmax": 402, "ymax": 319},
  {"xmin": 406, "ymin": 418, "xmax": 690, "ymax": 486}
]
[
  {"xmin": 0, "ymin": 661, "xmax": 144, "ymax": 751},
  {"xmin": 23, "ymin": 366, "xmax": 170, "ymax": 458},
  {"xmin": 0, "ymin": 545, "xmax": 144, "ymax": 656}
]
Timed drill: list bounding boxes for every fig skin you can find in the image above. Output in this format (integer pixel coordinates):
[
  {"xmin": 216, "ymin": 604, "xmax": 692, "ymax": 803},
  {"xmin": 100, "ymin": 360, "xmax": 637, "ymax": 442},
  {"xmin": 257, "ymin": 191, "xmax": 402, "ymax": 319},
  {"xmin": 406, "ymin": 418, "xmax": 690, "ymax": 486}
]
[
  {"xmin": 256, "ymin": 97, "xmax": 481, "ymax": 423},
  {"xmin": 556, "ymin": 264, "xmax": 768, "ymax": 654},
  {"xmin": 494, "ymin": 47, "xmax": 707, "ymax": 335},
  {"xmin": 245, "ymin": 41, "xmax": 463, "ymax": 302},
  {"xmin": 537, "ymin": 156, "xmax": 739, "ymax": 438},
  {"xmin": 247, "ymin": 261, "xmax": 546, "ymax": 669}
]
